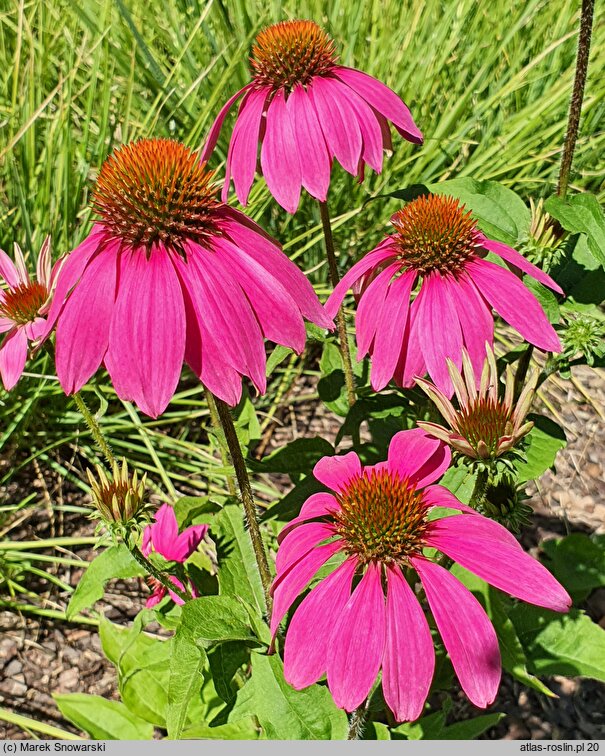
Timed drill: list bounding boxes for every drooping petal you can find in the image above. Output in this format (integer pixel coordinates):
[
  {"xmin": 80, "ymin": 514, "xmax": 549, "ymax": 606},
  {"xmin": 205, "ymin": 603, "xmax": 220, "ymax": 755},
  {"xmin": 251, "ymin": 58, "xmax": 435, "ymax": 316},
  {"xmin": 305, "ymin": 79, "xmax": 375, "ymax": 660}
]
[
  {"xmin": 276, "ymin": 522, "xmax": 337, "ymax": 576},
  {"xmin": 172, "ymin": 523, "xmax": 209, "ymax": 563},
  {"xmin": 260, "ymin": 88, "xmax": 302, "ymax": 213},
  {"xmin": 370, "ymin": 270, "xmax": 416, "ymax": 390},
  {"xmin": 228, "ymin": 88, "xmax": 269, "ymax": 206},
  {"xmin": 423, "ymin": 484, "xmax": 481, "ymax": 516},
  {"xmin": 24, "ymin": 317, "xmax": 48, "ymax": 342},
  {"xmin": 382, "ymin": 565, "xmax": 434, "ymax": 722},
  {"xmin": 277, "ymin": 492, "xmax": 340, "ymax": 543},
  {"xmin": 426, "ymin": 516, "xmax": 571, "ymax": 612},
  {"xmin": 334, "ymin": 66, "xmax": 423, "ymax": 144},
  {"xmin": 326, "ymin": 562, "xmax": 386, "ymax": 711},
  {"xmin": 0, "ymin": 327, "xmax": 28, "ymax": 390},
  {"xmin": 213, "ymin": 237, "xmax": 306, "ymax": 353},
  {"xmin": 145, "ymin": 585, "xmax": 166, "ymax": 608},
  {"xmin": 270, "ymin": 540, "xmax": 342, "ymax": 637},
  {"xmin": 0, "ymin": 248, "xmax": 19, "ymax": 288},
  {"xmin": 314, "ymin": 451, "xmax": 362, "ymax": 493},
  {"xmin": 104, "ymin": 249, "xmax": 186, "ymax": 418},
  {"xmin": 468, "ymin": 259, "xmax": 561, "ymax": 353},
  {"xmin": 348, "ymin": 92, "xmax": 384, "ymax": 173},
  {"xmin": 284, "ymin": 558, "xmax": 357, "ymax": 690},
  {"xmin": 55, "ymin": 249, "xmax": 117, "ymax": 394},
  {"xmin": 395, "ymin": 296, "xmax": 426, "ymax": 387},
  {"xmin": 199, "ymin": 85, "xmax": 252, "ymax": 164},
  {"xmin": 309, "ymin": 77, "xmax": 362, "ymax": 176},
  {"xmin": 416, "ymin": 272, "xmax": 463, "ymax": 396},
  {"xmin": 288, "ymin": 84, "xmax": 331, "ymax": 202},
  {"xmin": 412, "ymin": 557, "xmax": 501, "ymax": 708},
  {"xmin": 481, "ymin": 238, "xmax": 563, "ymax": 295},
  {"xmin": 148, "ymin": 504, "xmax": 179, "ymax": 559},
  {"xmin": 142, "ymin": 525, "xmax": 153, "ymax": 557},
  {"xmin": 324, "ymin": 242, "xmax": 399, "ymax": 319},
  {"xmin": 36, "ymin": 236, "xmax": 52, "ymax": 288},
  {"xmin": 387, "ymin": 428, "xmax": 451, "ymax": 488},
  {"xmin": 355, "ymin": 263, "xmax": 399, "ymax": 359},
  {"xmin": 12, "ymin": 243, "xmax": 29, "ymax": 284}
]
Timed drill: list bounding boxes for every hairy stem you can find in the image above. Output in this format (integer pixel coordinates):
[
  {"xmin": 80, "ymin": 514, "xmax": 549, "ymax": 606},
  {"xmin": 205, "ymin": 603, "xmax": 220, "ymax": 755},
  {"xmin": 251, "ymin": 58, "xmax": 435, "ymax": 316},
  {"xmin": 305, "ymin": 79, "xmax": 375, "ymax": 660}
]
[
  {"xmin": 318, "ymin": 200, "xmax": 356, "ymax": 408},
  {"xmin": 129, "ymin": 544, "xmax": 190, "ymax": 603},
  {"xmin": 72, "ymin": 391, "xmax": 116, "ymax": 468},
  {"xmin": 513, "ymin": 344, "xmax": 534, "ymax": 402},
  {"xmin": 470, "ymin": 468, "xmax": 490, "ymax": 511},
  {"xmin": 214, "ymin": 396, "xmax": 273, "ymax": 614},
  {"xmin": 557, "ymin": 0, "xmax": 595, "ymax": 198},
  {"xmin": 204, "ymin": 388, "xmax": 237, "ymax": 496},
  {"xmin": 347, "ymin": 701, "xmax": 369, "ymax": 740}
]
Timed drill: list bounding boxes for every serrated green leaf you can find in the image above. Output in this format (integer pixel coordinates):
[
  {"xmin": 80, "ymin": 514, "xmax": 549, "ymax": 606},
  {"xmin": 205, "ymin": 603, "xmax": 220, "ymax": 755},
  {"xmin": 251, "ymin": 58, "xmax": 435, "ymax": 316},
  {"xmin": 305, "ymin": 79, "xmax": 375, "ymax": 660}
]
[
  {"xmin": 541, "ymin": 534, "xmax": 605, "ymax": 601},
  {"xmin": 67, "ymin": 545, "xmax": 144, "ymax": 619},
  {"xmin": 53, "ymin": 694, "xmax": 154, "ymax": 740},
  {"xmin": 179, "ymin": 595, "xmax": 257, "ymax": 647},
  {"xmin": 514, "ymin": 414, "xmax": 566, "ymax": 481},
  {"xmin": 229, "ymin": 653, "xmax": 348, "ymax": 739},
  {"xmin": 545, "ymin": 194, "xmax": 605, "ymax": 268},
  {"xmin": 166, "ymin": 623, "xmax": 208, "ymax": 739}
]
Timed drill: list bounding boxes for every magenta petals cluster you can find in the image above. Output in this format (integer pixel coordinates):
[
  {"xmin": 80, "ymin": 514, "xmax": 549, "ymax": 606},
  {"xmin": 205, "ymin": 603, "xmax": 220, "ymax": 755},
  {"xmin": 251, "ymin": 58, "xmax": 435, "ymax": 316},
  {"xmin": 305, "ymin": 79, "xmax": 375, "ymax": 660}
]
[
  {"xmin": 142, "ymin": 503, "xmax": 208, "ymax": 607},
  {"xmin": 271, "ymin": 429, "xmax": 570, "ymax": 721},
  {"xmin": 0, "ymin": 238, "xmax": 57, "ymax": 390},
  {"xmin": 201, "ymin": 20, "xmax": 422, "ymax": 213}
]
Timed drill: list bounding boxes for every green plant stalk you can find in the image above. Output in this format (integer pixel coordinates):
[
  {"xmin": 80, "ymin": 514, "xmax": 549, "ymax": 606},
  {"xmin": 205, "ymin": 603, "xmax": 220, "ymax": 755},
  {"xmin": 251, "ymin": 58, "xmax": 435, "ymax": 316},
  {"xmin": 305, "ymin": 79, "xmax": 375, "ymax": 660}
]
[
  {"xmin": 204, "ymin": 388, "xmax": 237, "ymax": 496},
  {"xmin": 129, "ymin": 543, "xmax": 190, "ymax": 603},
  {"xmin": 318, "ymin": 200, "xmax": 356, "ymax": 409},
  {"xmin": 0, "ymin": 601, "xmax": 99, "ymax": 626},
  {"xmin": 0, "ymin": 706, "xmax": 82, "ymax": 739},
  {"xmin": 347, "ymin": 701, "xmax": 369, "ymax": 740},
  {"xmin": 213, "ymin": 395, "xmax": 273, "ymax": 614},
  {"xmin": 72, "ymin": 390, "xmax": 116, "ymax": 467},
  {"xmin": 557, "ymin": 0, "xmax": 595, "ymax": 198},
  {"xmin": 0, "ymin": 537, "xmax": 98, "ymax": 550},
  {"xmin": 513, "ymin": 344, "xmax": 534, "ymax": 402},
  {"xmin": 470, "ymin": 468, "xmax": 490, "ymax": 510}
]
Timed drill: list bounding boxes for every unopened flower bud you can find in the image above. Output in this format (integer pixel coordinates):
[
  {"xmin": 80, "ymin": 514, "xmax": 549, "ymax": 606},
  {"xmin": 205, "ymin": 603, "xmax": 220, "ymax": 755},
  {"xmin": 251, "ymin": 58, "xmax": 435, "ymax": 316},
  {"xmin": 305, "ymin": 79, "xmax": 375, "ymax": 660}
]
[{"xmin": 87, "ymin": 459, "xmax": 147, "ymax": 524}]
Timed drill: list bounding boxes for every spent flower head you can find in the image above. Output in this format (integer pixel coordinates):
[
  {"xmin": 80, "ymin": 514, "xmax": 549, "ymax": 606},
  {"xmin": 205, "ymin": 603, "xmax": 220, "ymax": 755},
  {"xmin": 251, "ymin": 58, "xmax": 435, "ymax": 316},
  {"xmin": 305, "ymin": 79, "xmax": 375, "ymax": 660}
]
[{"xmin": 416, "ymin": 345, "xmax": 537, "ymax": 460}]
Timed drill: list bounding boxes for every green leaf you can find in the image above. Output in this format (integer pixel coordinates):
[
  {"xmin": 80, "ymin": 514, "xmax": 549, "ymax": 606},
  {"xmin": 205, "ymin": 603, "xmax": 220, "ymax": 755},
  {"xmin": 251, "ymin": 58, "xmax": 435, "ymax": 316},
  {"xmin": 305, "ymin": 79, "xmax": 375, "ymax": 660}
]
[
  {"xmin": 266, "ymin": 345, "xmax": 293, "ymax": 376},
  {"xmin": 318, "ymin": 341, "xmax": 350, "ymax": 416},
  {"xmin": 545, "ymin": 194, "xmax": 605, "ymax": 268},
  {"xmin": 179, "ymin": 595, "xmax": 257, "ymax": 647},
  {"xmin": 392, "ymin": 706, "xmax": 502, "ymax": 740},
  {"xmin": 229, "ymin": 653, "xmax": 348, "ymax": 739},
  {"xmin": 523, "ymin": 277, "xmax": 560, "ymax": 324},
  {"xmin": 166, "ymin": 622, "xmax": 208, "ymax": 739},
  {"xmin": 336, "ymin": 393, "xmax": 410, "ymax": 447},
  {"xmin": 208, "ymin": 642, "xmax": 251, "ymax": 705},
  {"xmin": 439, "ymin": 465, "xmax": 477, "ymax": 505},
  {"xmin": 173, "ymin": 496, "xmax": 221, "ymax": 528},
  {"xmin": 181, "ymin": 719, "xmax": 260, "ymax": 739},
  {"xmin": 249, "ymin": 437, "xmax": 334, "ymax": 476},
  {"xmin": 233, "ymin": 389, "xmax": 261, "ymax": 451},
  {"xmin": 514, "ymin": 414, "xmax": 566, "ymax": 482},
  {"xmin": 213, "ymin": 504, "xmax": 266, "ymax": 618},
  {"xmin": 53, "ymin": 694, "xmax": 154, "ymax": 740},
  {"xmin": 67, "ymin": 545, "xmax": 144, "ymax": 619},
  {"xmin": 363, "ymin": 722, "xmax": 391, "ymax": 740},
  {"xmin": 541, "ymin": 534, "xmax": 605, "ymax": 601},
  {"xmin": 511, "ymin": 605, "xmax": 605, "ymax": 681}
]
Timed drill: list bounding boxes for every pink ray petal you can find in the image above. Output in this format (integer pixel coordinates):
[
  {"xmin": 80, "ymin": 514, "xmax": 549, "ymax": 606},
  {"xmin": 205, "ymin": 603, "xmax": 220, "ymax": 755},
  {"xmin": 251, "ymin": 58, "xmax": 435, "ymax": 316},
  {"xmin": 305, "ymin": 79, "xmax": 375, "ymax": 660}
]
[
  {"xmin": 480, "ymin": 238, "xmax": 563, "ymax": 295},
  {"xmin": 276, "ymin": 521, "xmax": 337, "ymax": 576},
  {"xmin": 387, "ymin": 428, "xmax": 451, "ymax": 488},
  {"xmin": 229, "ymin": 87, "xmax": 268, "ymax": 206},
  {"xmin": 370, "ymin": 270, "xmax": 416, "ymax": 391},
  {"xmin": 36, "ymin": 236, "xmax": 52, "ymax": 288},
  {"xmin": 270, "ymin": 540, "xmax": 342, "ymax": 637},
  {"xmin": 260, "ymin": 89, "xmax": 302, "ymax": 213},
  {"xmin": 383, "ymin": 564, "xmax": 434, "ymax": 722},
  {"xmin": 24, "ymin": 317, "xmax": 48, "ymax": 342},
  {"xmin": 395, "ymin": 296, "xmax": 426, "ymax": 387},
  {"xmin": 468, "ymin": 259, "xmax": 561, "ymax": 353},
  {"xmin": 148, "ymin": 503, "xmax": 179, "ymax": 558},
  {"xmin": 416, "ymin": 272, "xmax": 463, "ymax": 396},
  {"xmin": 426, "ymin": 517, "xmax": 571, "ymax": 612},
  {"xmin": 326, "ymin": 562, "xmax": 386, "ymax": 711},
  {"xmin": 55, "ymin": 249, "xmax": 117, "ymax": 394},
  {"xmin": 334, "ymin": 66, "xmax": 423, "ymax": 144},
  {"xmin": 199, "ymin": 84, "xmax": 252, "ymax": 164},
  {"xmin": 277, "ymin": 492, "xmax": 340, "ymax": 544},
  {"xmin": 284, "ymin": 558, "xmax": 357, "ymax": 689},
  {"xmin": 313, "ymin": 451, "xmax": 362, "ymax": 493},
  {"xmin": 0, "ymin": 248, "xmax": 19, "ymax": 288},
  {"xmin": 412, "ymin": 557, "xmax": 501, "ymax": 708},
  {"xmin": 325, "ymin": 243, "xmax": 399, "ymax": 319},
  {"xmin": 288, "ymin": 84, "xmax": 331, "ymax": 202},
  {"xmin": 0, "ymin": 327, "xmax": 28, "ymax": 390},
  {"xmin": 104, "ymin": 250, "xmax": 186, "ymax": 418},
  {"xmin": 0, "ymin": 318, "xmax": 13, "ymax": 333},
  {"xmin": 173, "ymin": 523, "xmax": 209, "ymax": 563},
  {"xmin": 423, "ymin": 484, "xmax": 481, "ymax": 515},
  {"xmin": 355, "ymin": 263, "xmax": 399, "ymax": 359},
  {"xmin": 349, "ymin": 94, "xmax": 384, "ymax": 173}
]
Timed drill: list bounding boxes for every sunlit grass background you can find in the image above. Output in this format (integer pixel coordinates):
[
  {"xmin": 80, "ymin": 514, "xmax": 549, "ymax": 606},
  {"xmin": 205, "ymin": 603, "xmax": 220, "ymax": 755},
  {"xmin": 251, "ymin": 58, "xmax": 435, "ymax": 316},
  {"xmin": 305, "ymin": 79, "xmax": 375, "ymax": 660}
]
[{"xmin": 0, "ymin": 0, "xmax": 603, "ymax": 521}]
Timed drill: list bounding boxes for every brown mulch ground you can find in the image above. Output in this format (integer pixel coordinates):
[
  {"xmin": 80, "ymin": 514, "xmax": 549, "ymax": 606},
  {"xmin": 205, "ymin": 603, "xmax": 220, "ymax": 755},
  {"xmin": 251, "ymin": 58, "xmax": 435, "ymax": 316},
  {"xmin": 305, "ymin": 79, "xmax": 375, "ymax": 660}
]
[{"xmin": 1, "ymin": 365, "xmax": 604, "ymax": 740}]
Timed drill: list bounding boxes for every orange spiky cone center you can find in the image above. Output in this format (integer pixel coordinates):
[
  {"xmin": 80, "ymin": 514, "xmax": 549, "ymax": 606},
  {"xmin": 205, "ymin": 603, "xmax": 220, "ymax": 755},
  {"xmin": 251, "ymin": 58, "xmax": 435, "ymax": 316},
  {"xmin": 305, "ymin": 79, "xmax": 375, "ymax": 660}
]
[
  {"xmin": 391, "ymin": 194, "xmax": 480, "ymax": 275},
  {"xmin": 334, "ymin": 469, "xmax": 429, "ymax": 565},
  {"xmin": 0, "ymin": 281, "xmax": 48, "ymax": 325},
  {"xmin": 455, "ymin": 398, "xmax": 512, "ymax": 456},
  {"xmin": 92, "ymin": 138, "xmax": 221, "ymax": 255},
  {"xmin": 250, "ymin": 20, "xmax": 338, "ymax": 91}
]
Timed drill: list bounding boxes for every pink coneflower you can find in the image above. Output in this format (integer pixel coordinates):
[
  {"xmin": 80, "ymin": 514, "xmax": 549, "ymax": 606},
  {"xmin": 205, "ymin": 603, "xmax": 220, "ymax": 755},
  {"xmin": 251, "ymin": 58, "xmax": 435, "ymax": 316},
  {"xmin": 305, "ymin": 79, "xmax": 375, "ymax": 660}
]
[
  {"xmin": 325, "ymin": 194, "xmax": 563, "ymax": 395},
  {"xmin": 271, "ymin": 428, "xmax": 570, "ymax": 721},
  {"xmin": 45, "ymin": 138, "xmax": 332, "ymax": 417},
  {"xmin": 200, "ymin": 20, "xmax": 422, "ymax": 213},
  {"xmin": 0, "ymin": 237, "xmax": 56, "ymax": 390},
  {"xmin": 142, "ymin": 503, "xmax": 207, "ymax": 608}
]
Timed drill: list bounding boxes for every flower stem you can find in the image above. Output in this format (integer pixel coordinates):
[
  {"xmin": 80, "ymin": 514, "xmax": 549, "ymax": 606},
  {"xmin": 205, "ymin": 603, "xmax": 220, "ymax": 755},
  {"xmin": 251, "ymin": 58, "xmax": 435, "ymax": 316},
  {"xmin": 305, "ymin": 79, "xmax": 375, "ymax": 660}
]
[
  {"xmin": 557, "ymin": 0, "xmax": 595, "ymax": 198},
  {"xmin": 213, "ymin": 395, "xmax": 273, "ymax": 613},
  {"xmin": 470, "ymin": 468, "xmax": 490, "ymax": 511},
  {"xmin": 318, "ymin": 200, "xmax": 356, "ymax": 408},
  {"xmin": 513, "ymin": 344, "xmax": 534, "ymax": 403},
  {"xmin": 347, "ymin": 701, "xmax": 369, "ymax": 740},
  {"xmin": 72, "ymin": 391, "xmax": 116, "ymax": 468},
  {"xmin": 129, "ymin": 544, "xmax": 190, "ymax": 603},
  {"xmin": 204, "ymin": 388, "xmax": 237, "ymax": 496}
]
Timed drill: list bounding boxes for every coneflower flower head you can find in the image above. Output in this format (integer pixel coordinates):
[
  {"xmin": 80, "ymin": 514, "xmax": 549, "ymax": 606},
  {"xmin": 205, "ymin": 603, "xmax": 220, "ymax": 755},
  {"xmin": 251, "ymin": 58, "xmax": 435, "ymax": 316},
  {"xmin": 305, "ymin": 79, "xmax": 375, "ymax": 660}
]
[
  {"xmin": 201, "ymin": 19, "xmax": 422, "ymax": 213},
  {"xmin": 0, "ymin": 237, "xmax": 57, "ymax": 390},
  {"xmin": 416, "ymin": 346, "xmax": 538, "ymax": 460},
  {"xmin": 46, "ymin": 137, "xmax": 332, "ymax": 418},
  {"xmin": 326, "ymin": 194, "xmax": 563, "ymax": 396},
  {"xmin": 87, "ymin": 458, "xmax": 147, "ymax": 525},
  {"xmin": 271, "ymin": 429, "xmax": 570, "ymax": 722}
]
